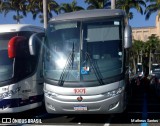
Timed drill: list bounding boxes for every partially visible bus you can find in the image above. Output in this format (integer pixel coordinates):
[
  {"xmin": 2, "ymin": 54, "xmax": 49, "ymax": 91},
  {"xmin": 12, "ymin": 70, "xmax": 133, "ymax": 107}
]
[
  {"xmin": 151, "ymin": 63, "xmax": 160, "ymax": 75},
  {"xmin": 30, "ymin": 9, "xmax": 132, "ymax": 114},
  {"xmin": 137, "ymin": 63, "xmax": 143, "ymax": 77},
  {"xmin": 0, "ymin": 24, "xmax": 44, "ymax": 113}
]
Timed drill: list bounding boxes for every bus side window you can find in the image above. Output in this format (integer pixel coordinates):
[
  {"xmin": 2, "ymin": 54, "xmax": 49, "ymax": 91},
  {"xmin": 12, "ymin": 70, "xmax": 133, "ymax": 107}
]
[{"xmin": 15, "ymin": 35, "xmax": 40, "ymax": 80}]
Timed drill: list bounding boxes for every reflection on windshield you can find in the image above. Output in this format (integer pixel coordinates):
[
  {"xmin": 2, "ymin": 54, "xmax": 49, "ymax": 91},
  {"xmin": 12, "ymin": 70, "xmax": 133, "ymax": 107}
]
[
  {"xmin": 44, "ymin": 23, "xmax": 80, "ymax": 81},
  {"xmin": 44, "ymin": 20, "xmax": 123, "ymax": 83},
  {"xmin": 0, "ymin": 33, "xmax": 18, "ymax": 82},
  {"xmin": 0, "ymin": 31, "xmax": 38, "ymax": 82},
  {"xmin": 0, "ymin": 50, "xmax": 13, "ymax": 81},
  {"xmin": 0, "ymin": 33, "xmax": 15, "ymax": 82}
]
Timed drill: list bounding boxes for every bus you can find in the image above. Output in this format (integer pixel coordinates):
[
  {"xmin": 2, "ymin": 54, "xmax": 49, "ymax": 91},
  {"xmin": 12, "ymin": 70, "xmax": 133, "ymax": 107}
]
[
  {"xmin": 30, "ymin": 9, "xmax": 132, "ymax": 114},
  {"xmin": 151, "ymin": 63, "xmax": 160, "ymax": 75},
  {"xmin": 0, "ymin": 24, "xmax": 44, "ymax": 113},
  {"xmin": 137, "ymin": 63, "xmax": 143, "ymax": 77}
]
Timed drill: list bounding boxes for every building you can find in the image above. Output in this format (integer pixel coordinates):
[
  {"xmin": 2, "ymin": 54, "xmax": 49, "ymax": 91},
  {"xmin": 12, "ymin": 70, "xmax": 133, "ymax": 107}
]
[{"xmin": 132, "ymin": 15, "xmax": 160, "ymax": 42}]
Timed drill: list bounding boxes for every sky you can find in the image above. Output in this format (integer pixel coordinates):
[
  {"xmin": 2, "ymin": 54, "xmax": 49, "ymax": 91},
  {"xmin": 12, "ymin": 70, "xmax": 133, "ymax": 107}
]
[{"xmin": 0, "ymin": 0, "xmax": 158, "ymax": 28}]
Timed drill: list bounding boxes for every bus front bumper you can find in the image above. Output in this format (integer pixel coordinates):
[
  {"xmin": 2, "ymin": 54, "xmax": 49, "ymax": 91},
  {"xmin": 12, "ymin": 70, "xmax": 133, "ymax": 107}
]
[{"xmin": 44, "ymin": 92, "xmax": 126, "ymax": 114}]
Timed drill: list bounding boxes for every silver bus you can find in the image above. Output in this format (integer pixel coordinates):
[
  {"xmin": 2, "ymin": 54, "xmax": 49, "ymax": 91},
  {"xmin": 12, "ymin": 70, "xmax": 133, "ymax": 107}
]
[
  {"xmin": 0, "ymin": 24, "xmax": 44, "ymax": 113},
  {"xmin": 31, "ymin": 9, "xmax": 132, "ymax": 114}
]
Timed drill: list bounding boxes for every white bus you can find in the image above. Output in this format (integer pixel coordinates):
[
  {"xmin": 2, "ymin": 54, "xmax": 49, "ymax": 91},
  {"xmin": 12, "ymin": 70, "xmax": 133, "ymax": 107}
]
[
  {"xmin": 0, "ymin": 24, "xmax": 44, "ymax": 113},
  {"xmin": 30, "ymin": 9, "xmax": 132, "ymax": 114}
]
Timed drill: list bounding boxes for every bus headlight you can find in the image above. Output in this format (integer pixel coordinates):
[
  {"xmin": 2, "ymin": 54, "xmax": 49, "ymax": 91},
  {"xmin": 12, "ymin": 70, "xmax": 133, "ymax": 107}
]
[{"xmin": 105, "ymin": 87, "xmax": 124, "ymax": 98}]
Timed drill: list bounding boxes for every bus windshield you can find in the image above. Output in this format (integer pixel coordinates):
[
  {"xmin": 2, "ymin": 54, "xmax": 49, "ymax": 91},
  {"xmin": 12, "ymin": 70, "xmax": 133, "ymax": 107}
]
[
  {"xmin": 0, "ymin": 33, "xmax": 15, "ymax": 82},
  {"xmin": 44, "ymin": 19, "xmax": 123, "ymax": 82},
  {"xmin": 0, "ymin": 31, "xmax": 36, "ymax": 82}
]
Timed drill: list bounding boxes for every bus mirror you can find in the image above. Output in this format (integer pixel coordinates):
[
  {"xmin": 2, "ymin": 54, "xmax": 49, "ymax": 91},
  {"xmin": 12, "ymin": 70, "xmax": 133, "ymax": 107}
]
[
  {"xmin": 8, "ymin": 36, "xmax": 27, "ymax": 58},
  {"xmin": 124, "ymin": 25, "xmax": 132, "ymax": 48},
  {"xmin": 29, "ymin": 32, "xmax": 45, "ymax": 55}
]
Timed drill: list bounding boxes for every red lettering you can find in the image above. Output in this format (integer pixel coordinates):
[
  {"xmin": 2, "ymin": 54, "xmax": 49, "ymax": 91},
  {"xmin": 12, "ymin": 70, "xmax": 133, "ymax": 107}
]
[{"xmin": 74, "ymin": 88, "xmax": 86, "ymax": 94}]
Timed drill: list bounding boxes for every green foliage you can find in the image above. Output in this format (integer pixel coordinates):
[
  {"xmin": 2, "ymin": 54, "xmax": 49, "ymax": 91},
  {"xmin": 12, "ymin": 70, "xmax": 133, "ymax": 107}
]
[
  {"xmin": 85, "ymin": 0, "xmax": 105, "ymax": 9},
  {"xmin": 0, "ymin": 0, "xmax": 28, "ymax": 23},
  {"xmin": 145, "ymin": 0, "xmax": 160, "ymax": 20},
  {"xmin": 145, "ymin": 34, "xmax": 160, "ymax": 54},
  {"xmin": 131, "ymin": 34, "xmax": 160, "ymax": 74},
  {"xmin": 116, "ymin": 0, "xmax": 146, "ymax": 23},
  {"xmin": 27, "ymin": 0, "xmax": 59, "ymax": 23},
  {"xmin": 59, "ymin": 0, "xmax": 84, "ymax": 13},
  {"xmin": 0, "ymin": 0, "xmax": 59, "ymax": 24},
  {"xmin": 130, "ymin": 39, "xmax": 144, "ymax": 73},
  {"xmin": 84, "ymin": 0, "xmax": 146, "ymax": 23},
  {"xmin": 132, "ymin": 40, "xmax": 144, "ymax": 53}
]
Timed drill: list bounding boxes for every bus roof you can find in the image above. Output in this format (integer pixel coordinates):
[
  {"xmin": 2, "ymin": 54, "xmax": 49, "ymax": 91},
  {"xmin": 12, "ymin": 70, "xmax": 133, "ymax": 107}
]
[
  {"xmin": 49, "ymin": 9, "xmax": 125, "ymax": 22},
  {"xmin": 0, "ymin": 24, "xmax": 44, "ymax": 33}
]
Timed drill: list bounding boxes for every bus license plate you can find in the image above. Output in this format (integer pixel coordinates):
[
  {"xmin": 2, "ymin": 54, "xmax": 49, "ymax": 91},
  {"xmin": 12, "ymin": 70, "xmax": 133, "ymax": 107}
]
[{"xmin": 74, "ymin": 106, "xmax": 87, "ymax": 111}]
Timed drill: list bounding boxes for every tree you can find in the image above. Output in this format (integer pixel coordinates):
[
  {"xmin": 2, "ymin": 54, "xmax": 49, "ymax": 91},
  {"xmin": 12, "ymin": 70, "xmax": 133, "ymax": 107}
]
[
  {"xmin": 0, "ymin": 0, "xmax": 3, "ymax": 13},
  {"xmin": 27, "ymin": 0, "xmax": 59, "ymax": 23},
  {"xmin": 85, "ymin": 0, "xmax": 105, "ymax": 9},
  {"xmin": 130, "ymin": 39, "xmax": 144, "ymax": 74},
  {"xmin": 116, "ymin": 0, "xmax": 146, "ymax": 24},
  {"xmin": 145, "ymin": 0, "xmax": 160, "ymax": 20},
  {"xmin": 0, "ymin": 0, "xmax": 28, "ymax": 23},
  {"xmin": 59, "ymin": 0, "xmax": 84, "ymax": 13},
  {"xmin": 144, "ymin": 34, "xmax": 160, "ymax": 74}
]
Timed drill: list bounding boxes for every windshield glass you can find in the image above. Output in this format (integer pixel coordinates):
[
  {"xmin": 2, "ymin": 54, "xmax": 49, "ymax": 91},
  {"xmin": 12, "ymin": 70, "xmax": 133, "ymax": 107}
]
[
  {"xmin": 0, "ymin": 33, "xmax": 15, "ymax": 82},
  {"xmin": 82, "ymin": 20, "xmax": 122, "ymax": 81},
  {"xmin": 44, "ymin": 22, "xmax": 80, "ymax": 81},
  {"xmin": 0, "ymin": 31, "xmax": 35, "ymax": 82},
  {"xmin": 44, "ymin": 19, "xmax": 123, "ymax": 82}
]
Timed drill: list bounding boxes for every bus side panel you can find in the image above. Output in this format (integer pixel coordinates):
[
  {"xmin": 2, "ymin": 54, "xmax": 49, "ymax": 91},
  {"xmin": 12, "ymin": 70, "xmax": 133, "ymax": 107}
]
[
  {"xmin": 0, "ymin": 77, "xmax": 43, "ymax": 113},
  {"xmin": 18, "ymin": 77, "xmax": 43, "ymax": 111},
  {"xmin": 0, "ymin": 84, "xmax": 20, "ymax": 113}
]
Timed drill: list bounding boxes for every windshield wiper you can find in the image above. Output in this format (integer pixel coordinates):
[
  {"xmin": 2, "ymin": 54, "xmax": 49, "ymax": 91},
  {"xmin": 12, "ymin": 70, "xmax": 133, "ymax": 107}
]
[
  {"xmin": 58, "ymin": 42, "xmax": 75, "ymax": 86},
  {"xmin": 84, "ymin": 52, "xmax": 104, "ymax": 85}
]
